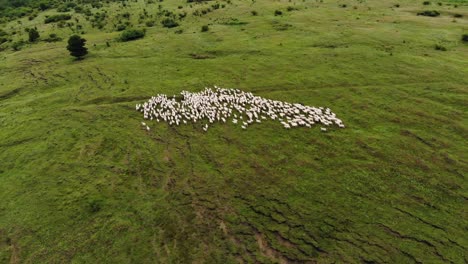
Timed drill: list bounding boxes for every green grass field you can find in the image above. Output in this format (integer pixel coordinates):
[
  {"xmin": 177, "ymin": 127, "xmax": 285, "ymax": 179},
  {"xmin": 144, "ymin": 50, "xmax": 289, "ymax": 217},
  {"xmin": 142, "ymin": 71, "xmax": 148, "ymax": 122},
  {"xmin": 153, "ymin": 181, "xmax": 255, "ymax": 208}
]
[{"xmin": 0, "ymin": 0, "xmax": 467, "ymax": 263}]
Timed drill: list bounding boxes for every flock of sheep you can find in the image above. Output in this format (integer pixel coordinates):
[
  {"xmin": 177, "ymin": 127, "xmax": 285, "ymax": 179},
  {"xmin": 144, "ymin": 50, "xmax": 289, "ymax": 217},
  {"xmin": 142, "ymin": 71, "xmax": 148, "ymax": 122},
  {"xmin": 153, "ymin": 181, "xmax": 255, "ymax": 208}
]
[{"xmin": 136, "ymin": 86, "xmax": 344, "ymax": 132}]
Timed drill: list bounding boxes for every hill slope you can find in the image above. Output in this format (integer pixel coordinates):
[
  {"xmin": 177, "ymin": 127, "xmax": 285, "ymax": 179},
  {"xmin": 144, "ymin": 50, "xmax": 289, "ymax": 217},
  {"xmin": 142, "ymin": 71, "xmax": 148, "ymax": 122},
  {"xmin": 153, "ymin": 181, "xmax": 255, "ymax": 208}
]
[{"xmin": 0, "ymin": 0, "xmax": 467, "ymax": 263}]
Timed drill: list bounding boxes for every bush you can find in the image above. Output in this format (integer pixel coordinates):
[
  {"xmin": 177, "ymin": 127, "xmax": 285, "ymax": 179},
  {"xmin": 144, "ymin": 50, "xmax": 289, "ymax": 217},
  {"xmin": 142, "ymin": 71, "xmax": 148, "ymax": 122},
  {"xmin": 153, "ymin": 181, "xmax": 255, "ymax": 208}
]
[
  {"xmin": 57, "ymin": 5, "xmax": 71, "ymax": 12},
  {"xmin": 116, "ymin": 24, "xmax": 126, "ymax": 31},
  {"xmin": 161, "ymin": 18, "xmax": 179, "ymax": 28},
  {"xmin": 434, "ymin": 44, "xmax": 446, "ymax": 51},
  {"xmin": 120, "ymin": 29, "xmax": 146, "ymax": 41},
  {"xmin": 74, "ymin": 6, "xmax": 83, "ymax": 13},
  {"xmin": 274, "ymin": 10, "xmax": 282, "ymax": 16},
  {"xmin": 423, "ymin": 1, "xmax": 431, "ymax": 5},
  {"xmin": 251, "ymin": 10, "xmax": 258, "ymax": 16},
  {"xmin": 145, "ymin": 21, "xmax": 155, "ymax": 27},
  {"xmin": 201, "ymin": 25, "xmax": 209, "ymax": 32},
  {"xmin": 12, "ymin": 40, "xmax": 26, "ymax": 51},
  {"xmin": 462, "ymin": 34, "xmax": 468, "ymax": 43},
  {"xmin": 417, "ymin": 10, "xmax": 440, "ymax": 17},
  {"xmin": 0, "ymin": 37, "xmax": 8, "ymax": 45},
  {"xmin": 45, "ymin": 14, "xmax": 72, "ymax": 24},
  {"xmin": 88, "ymin": 199, "xmax": 102, "ymax": 213},
  {"xmin": 453, "ymin": 14, "xmax": 463, "ymax": 18},
  {"xmin": 28, "ymin": 28, "xmax": 40, "ymax": 42},
  {"xmin": 44, "ymin": 33, "xmax": 62, "ymax": 42}
]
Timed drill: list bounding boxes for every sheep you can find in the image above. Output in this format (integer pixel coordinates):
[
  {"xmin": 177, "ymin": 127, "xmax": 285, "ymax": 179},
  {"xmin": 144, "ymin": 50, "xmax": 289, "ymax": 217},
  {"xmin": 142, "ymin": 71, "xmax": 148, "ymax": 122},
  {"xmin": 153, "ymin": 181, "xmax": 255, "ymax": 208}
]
[{"xmin": 136, "ymin": 87, "xmax": 344, "ymax": 132}]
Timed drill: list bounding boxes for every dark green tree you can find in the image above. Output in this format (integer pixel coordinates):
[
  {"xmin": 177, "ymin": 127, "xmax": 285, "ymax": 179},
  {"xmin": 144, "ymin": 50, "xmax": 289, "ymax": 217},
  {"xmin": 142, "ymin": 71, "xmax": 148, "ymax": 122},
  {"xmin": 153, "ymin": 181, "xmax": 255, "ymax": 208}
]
[
  {"xmin": 28, "ymin": 28, "xmax": 39, "ymax": 42},
  {"xmin": 66, "ymin": 35, "xmax": 87, "ymax": 59}
]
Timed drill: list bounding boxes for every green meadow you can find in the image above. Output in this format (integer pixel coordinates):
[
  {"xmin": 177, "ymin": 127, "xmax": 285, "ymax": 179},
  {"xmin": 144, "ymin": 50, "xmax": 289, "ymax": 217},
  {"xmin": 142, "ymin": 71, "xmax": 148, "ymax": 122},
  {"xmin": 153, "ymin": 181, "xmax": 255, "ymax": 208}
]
[{"xmin": 0, "ymin": 0, "xmax": 467, "ymax": 262}]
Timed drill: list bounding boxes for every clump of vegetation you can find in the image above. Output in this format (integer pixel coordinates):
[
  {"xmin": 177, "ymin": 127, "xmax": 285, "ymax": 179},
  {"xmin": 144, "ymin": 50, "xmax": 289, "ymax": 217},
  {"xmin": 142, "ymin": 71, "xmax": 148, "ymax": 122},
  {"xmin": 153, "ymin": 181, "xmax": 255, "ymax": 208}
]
[
  {"xmin": 44, "ymin": 33, "xmax": 62, "ymax": 42},
  {"xmin": 12, "ymin": 40, "xmax": 26, "ymax": 51},
  {"xmin": 161, "ymin": 18, "xmax": 179, "ymax": 28},
  {"xmin": 116, "ymin": 24, "xmax": 127, "ymax": 31},
  {"xmin": 120, "ymin": 29, "xmax": 146, "ymax": 41},
  {"xmin": 28, "ymin": 28, "xmax": 39, "ymax": 42},
  {"xmin": 453, "ymin": 14, "xmax": 463, "ymax": 18},
  {"xmin": 145, "ymin": 21, "xmax": 155, "ymax": 27},
  {"xmin": 251, "ymin": 10, "xmax": 258, "ymax": 16},
  {"xmin": 66, "ymin": 35, "xmax": 88, "ymax": 59},
  {"xmin": 274, "ymin": 10, "xmax": 283, "ymax": 16},
  {"xmin": 220, "ymin": 18, "xmax": 248, "ymax": 26},
  {"xmin": 417, "ymin": 10, "xmax": 440, "ymax": 17},
  {"xmin": 423, "ymin": 1, "xmax": 431, "ymax": 5},
  {"xmin": 434, "ymin": 44, "xmax": 446, "ymax": 51},
  {"xmin": 57, "ymin": 2, "xmax": 76, "ymax": 13},
  {"xmin": 201, "ymin": 25, "xmax": 209, "ymax": 32},
  {"xmin": 273, "ymin": 22, "xmax": 293, "ymax": 31},
  {"xmin": 0, "ymin": 29, "xmax": 8, "ymax": 45},
  {"xmin": 462, "ymin": 34, "xmax": 468, "ymax": 43},
  {"xmin": 45, "ymin": 14, "xmax": 72, "ymax": 24},
  {"xmin": 88, "ymin": 199, "xmax": 103, "ymax": 213}
]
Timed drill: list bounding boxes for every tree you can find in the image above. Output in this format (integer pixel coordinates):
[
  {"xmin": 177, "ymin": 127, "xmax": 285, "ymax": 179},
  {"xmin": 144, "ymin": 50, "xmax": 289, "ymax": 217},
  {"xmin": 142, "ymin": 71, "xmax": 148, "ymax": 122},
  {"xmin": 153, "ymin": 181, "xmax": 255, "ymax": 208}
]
[
  {"xmin": 66, "ymin": 35, "xmax": 87, "ymax": 59},
  {"xmin": 28, "ymin": 28, "xmax": 39, "ymax": 42}
]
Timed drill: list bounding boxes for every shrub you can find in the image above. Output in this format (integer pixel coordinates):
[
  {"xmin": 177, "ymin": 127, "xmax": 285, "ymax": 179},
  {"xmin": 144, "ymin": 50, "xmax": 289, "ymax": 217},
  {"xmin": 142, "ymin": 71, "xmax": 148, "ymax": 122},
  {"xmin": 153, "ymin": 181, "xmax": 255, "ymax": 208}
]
[
  {"xmin": 39, "ymin": 2, "xmax": 50, "ymax": 11},
  {"xmin": 161, "ymin": 18, "xmax": 179, "ymax": 28},
  {"xmin": 12, "ymin": 40, "xmax": 26, "ymax": 51},
  {"xmin": 120, "ymin": 29, "xmax": 146, "ymax": 41},
  {"xmin": 251, "ymin": 10, "xmax": 258, "ymax": 16},
  {"xmin": 434, "ymin": 44, "xmax": 446, "ymax": 51},
  {"xmin": 201, "ymin": 25, "xmax": 209, "ymax": 32},
  {"xmin": 57, "ymin": 5, "xmax": 71, "ymax": 12},
  {"xmin": 417, "ymin": 10, "xmax": 440, "ymax": 17},
  {"xmin": 423, "ymin": 1, "xmax": 431, "ymax": 5},
  {"xmin": 453, "ymin": 14, "xmax": 463, "ymax": 18},
  {"xmin": 45, "ymin": 14, "xmax": 72, "ymax": 24},
  {"xmin": 44, "ymin": 33, "xmax": 62, "ymax": 42},
  {"xmin": 74, "ymin": 6, "xmax": 83, "ymax": 13},
  {"xmin": 88, "ymin": 199, "xmax": 102, "ymax": 213},
  {"xmin": 116, "ymin": 24, "xmax": 126, "ymax": 31},
  {"xmin": 145, "ymin": 21, "xmax": 155, "ymax": 27},
  {"xmin": 274, "ymin": 10, "xmax": 282, "ymax": 16},
  {"xmin": 0, "ymin": 37, "xmax": 8, "ymax": 45},
  {"xmin": 462, "ymin": 34, "xmax": 468, "ymax": 42},
  {"xmin": 28, "ymin": 28, "xmax": 40, "ymax": 42}
]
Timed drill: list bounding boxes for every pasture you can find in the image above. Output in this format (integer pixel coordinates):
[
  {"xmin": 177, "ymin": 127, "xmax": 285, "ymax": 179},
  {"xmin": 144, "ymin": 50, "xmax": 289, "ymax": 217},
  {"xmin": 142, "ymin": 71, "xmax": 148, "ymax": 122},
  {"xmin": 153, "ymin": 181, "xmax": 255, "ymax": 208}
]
[{"xmin": 0, "ymin": 0, "xmax": 467, "ymax": 262}]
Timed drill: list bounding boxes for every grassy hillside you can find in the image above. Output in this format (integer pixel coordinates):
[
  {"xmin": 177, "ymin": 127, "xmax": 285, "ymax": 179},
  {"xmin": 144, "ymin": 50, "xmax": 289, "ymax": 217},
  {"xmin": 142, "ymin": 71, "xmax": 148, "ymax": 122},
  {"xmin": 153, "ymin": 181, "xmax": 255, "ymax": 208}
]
[{"xmin": 0, "ymin": 0, "xmax": 467, "ymax": 263}]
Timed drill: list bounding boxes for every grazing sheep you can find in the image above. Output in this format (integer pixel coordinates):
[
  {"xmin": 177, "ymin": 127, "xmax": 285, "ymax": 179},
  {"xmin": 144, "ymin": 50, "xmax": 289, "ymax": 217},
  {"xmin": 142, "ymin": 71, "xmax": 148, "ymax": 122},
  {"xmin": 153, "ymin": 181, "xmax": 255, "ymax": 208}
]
[{"xmin": 136, "ymin": 87, "xmax": 344, "ymax": 132}]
